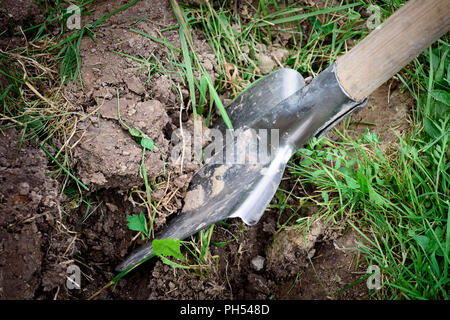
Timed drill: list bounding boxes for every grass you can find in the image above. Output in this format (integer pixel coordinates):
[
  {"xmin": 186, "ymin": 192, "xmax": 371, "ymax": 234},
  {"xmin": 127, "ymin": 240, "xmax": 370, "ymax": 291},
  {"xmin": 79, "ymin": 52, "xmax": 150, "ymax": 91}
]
[
  {"xmin": 182, "ymin": 0, "xmax": 367, "ymax": 96},
  {"xmin": 53, "ymin": 0, "xmax": 140, "ymax": 85},
  {"xmin": 0, "ymin": 42, "xmax": 88, "ymax": 192},
  {"xmin": 170, "ymin": 0, "xmax": 234, "ymax": 129}
]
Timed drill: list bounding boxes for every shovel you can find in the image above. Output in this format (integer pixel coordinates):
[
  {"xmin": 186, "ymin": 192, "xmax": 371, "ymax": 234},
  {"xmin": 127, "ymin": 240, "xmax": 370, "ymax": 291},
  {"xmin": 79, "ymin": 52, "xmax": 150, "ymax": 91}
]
[{"xmin": 116, "ymin": 0, "xmax": 450, "ymax": 272}]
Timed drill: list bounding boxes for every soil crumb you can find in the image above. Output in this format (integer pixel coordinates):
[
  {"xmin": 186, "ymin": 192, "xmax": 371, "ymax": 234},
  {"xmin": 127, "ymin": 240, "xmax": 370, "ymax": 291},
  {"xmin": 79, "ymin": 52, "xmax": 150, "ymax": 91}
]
[{"xmin": 182, "ymin": 185, "xmax": 205, "ymax": 212}]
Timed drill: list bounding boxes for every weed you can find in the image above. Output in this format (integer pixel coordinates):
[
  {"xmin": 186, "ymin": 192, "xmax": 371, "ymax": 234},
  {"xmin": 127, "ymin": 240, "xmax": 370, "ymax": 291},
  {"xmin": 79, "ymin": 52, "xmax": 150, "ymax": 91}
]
[
  {"xmin": 116, "ymin": 89, "xmax": 161, "ymax": 240},
  {"xmin": 126, "ymin": 212, "xmax": 150, "ymax": 239},
  {"xmin": 0, "ymin": 44, "xmax": 87, "ymax": 192},
  {"xmin": 153, "ymin": 238, "xmax": 189, "ymax": 268}
]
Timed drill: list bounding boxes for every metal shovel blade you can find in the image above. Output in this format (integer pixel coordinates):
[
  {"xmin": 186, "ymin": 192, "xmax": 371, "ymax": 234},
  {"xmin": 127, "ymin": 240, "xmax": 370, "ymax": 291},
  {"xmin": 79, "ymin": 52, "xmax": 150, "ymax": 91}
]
[
  {"xmin": 116, "ymin": 69, "xmax": 305, "ymax": 271},
  {"xmin": 116, "ymin": 65, "xmax": 365, "ymax": 272}
]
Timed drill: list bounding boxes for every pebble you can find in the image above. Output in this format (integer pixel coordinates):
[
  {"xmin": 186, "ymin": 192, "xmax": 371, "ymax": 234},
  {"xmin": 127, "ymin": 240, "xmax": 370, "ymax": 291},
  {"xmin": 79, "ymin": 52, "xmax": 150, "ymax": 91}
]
[
  {"xmin": 18, "ymin": 182, "xmax": 30, "ymax": 195},
  {"xmin": 251, "ymin": 255, "xmax": 266, "ymax": 271}
]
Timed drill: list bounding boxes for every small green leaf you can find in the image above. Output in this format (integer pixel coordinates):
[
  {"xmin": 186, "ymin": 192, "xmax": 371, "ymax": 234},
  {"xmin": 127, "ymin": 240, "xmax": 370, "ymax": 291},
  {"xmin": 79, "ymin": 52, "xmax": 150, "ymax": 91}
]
[
  {"xmin": 334, "ymin": 158, "xmax": 342, "ymax": 169},
  {"xmin": 339, "ymin": 166, "xmax": 354, "ymax": 177},
  {"xmin": 348, "ymin": 9, "xmax": 361, "ymax": 20},
  {"xmin": 312, "ymin": 169, "xmax": 325, "ymax": 177},
  {"xmin": 298, "ymin": 148, "xmax": 314, "ymax": 156},
  {"xmin": 430, "ymin": 90, "xmax": 450, "ymax": 106},
  {"xmin": 434, "ymin": 49, "xmax": 448, "ymax": 83},
  {"xmin": 275, "ymin": 190, "xmax": 286, "ymax": 204},
  {"xmin": 153, "ymin": 238, "xmax": 186, "ymax": 262},
  {"xmin": 322, "ymin": 23, "xmax": 335, "ymax": 35},
  {"xmin": 126, "ymin": 212, "xmax": 148, "ymax": 235},
  {"xmin": 346, "ymin": 158, "xmax": 356, "ymax": 168},
  {"xmin": 140, "ymin": 137, "xmax": 154, "ymax": 150},
  {"xmin": 429, "ymin": 50, "xmax": 439, "ymax": 73}
]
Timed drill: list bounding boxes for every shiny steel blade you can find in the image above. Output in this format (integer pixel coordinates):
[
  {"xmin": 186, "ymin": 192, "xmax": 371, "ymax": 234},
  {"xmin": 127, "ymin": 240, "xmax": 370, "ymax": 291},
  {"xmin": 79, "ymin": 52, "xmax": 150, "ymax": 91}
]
[{"xmin": 116, "ymin": 65, "xmax": 366, "ymax": 272}]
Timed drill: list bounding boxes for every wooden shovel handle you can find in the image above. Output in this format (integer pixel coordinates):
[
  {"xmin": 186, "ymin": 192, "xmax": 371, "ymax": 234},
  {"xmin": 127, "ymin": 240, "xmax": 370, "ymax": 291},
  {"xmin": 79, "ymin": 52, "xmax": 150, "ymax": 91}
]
[{"xmin": 336, "ymin": 0, "xmax": 450, "ymax": 101}]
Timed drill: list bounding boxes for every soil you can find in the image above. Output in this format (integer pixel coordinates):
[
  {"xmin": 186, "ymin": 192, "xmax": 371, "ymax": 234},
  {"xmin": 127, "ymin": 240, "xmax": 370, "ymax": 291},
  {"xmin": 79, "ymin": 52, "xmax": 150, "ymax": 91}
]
[
  {"xmin": 0, "ymin": 0, "xmax": 412, "ymax": 301},
  {"xmin": 0, "ymin": 129, "xmax": 67, "ymax": 299},
  {"xmin": 0, "ymin": 0, "xmax": 45, "ymax": 49},
  {"xmin": 343, "ymin": 80, "xmax": 412, "ymax": 150}
]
